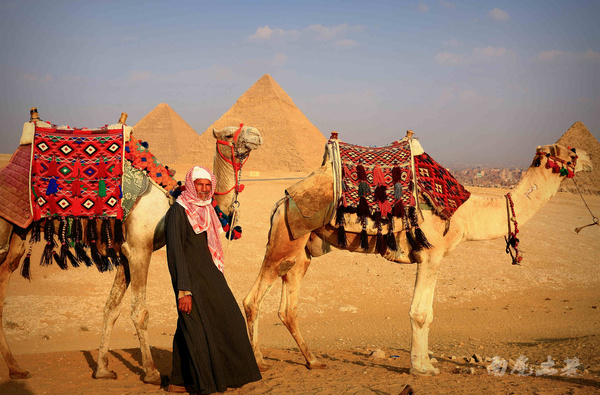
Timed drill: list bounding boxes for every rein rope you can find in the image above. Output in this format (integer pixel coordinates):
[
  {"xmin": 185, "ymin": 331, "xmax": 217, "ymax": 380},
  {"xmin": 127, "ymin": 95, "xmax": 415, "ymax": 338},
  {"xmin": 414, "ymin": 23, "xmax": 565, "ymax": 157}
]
[
  {"xmin": 504, "ymin": 192, "xmax": 522, "ymax": 265},
  {"xmin": 571, "ymin": 178, "xmax": 600, "ymax": 233}
]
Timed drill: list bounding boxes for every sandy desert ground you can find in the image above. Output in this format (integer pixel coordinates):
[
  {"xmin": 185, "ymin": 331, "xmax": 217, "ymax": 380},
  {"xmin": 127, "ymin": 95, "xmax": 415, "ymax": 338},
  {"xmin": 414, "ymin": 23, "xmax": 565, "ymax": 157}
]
[{"xmin": 0, "ymin": 164, "xmax": 599, "ymax": 394}]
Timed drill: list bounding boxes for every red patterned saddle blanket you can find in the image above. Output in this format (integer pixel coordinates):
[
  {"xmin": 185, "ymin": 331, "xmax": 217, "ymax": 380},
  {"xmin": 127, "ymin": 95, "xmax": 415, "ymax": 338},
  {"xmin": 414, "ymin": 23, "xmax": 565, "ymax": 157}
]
[
  {"xmin": 30, "ymin": 123, "xmax": 125, "ymax": 220},
  {"xmin": 333, "ymin": 139, "xmax": 470, "ymax": 252}
]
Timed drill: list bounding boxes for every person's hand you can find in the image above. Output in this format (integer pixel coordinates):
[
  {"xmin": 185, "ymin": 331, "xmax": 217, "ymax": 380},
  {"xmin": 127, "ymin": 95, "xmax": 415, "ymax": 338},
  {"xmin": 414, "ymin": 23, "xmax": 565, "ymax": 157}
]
[{"xmin": 178, "ymin": 295, "xmax": 192, "ymax": 314}]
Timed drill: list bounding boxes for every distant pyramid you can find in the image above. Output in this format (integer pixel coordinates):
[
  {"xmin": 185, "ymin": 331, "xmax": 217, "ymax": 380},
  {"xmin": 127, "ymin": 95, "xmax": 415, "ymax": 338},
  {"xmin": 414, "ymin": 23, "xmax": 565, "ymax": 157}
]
[
  {"xmin": 133, "ymin": 103, "xmax": 210, "ymax": 166},
  {"xmin": 197, "ymin": 74, "xmax": 327, "ymax": 172},
  {"xmin": 556, "ymin": 121, "xmax": 600, "ymax": 195}
]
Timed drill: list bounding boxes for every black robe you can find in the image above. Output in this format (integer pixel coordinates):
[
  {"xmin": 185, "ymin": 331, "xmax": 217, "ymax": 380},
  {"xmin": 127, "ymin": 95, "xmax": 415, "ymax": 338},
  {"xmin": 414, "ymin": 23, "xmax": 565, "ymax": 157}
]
[{"xmin": 165, "ymin": 203, "xmax": 261, "ymax": 394}]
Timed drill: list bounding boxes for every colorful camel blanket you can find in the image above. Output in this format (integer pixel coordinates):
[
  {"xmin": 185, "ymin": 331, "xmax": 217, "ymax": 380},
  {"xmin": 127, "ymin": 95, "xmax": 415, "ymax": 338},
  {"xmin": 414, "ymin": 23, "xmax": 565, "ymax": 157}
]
[
  {"xmin": 331, "ymin": 138, "xmax": 470, "ymax": 252},
  {"xmin": 125, "ymin": 138, "xmax": 178, "ymax": 191},
  {"xmin": 30, "ymin": 124, "xmax": 124, "ymax": 220}
]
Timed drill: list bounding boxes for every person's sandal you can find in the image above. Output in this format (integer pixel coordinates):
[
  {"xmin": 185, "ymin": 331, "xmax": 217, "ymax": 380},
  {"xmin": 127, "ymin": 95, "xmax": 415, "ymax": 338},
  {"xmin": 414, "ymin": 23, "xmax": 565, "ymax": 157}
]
[{"xmin": 167, "ymin": 384, "xmax": 187, "ymax": 393}]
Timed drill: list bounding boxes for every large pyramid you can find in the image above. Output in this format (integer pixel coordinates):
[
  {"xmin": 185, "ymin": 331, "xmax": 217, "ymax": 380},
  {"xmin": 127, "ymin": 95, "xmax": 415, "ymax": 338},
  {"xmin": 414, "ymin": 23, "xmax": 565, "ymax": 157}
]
[
  {"xmin": 133, "ymin": 103, "xmax": 210, "ymax": 166},
  {"xmin": 196, "ymin": 74, "xmax": 327, "ymax": 173},
  {"xmin": 556, "ymin": 121, "xmax": 600, "ymax": 195}
]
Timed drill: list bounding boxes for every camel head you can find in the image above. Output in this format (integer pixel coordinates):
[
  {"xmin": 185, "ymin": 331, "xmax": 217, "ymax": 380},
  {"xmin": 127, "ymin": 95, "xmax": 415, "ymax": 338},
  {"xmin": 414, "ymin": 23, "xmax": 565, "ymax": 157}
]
[
  {"xmin": 213, "ymin": 125, "xmax": 263, "ymax": 162},
  {"xmin": 534, "ymin": 144, "xmax": 593, "ymax": 175}
]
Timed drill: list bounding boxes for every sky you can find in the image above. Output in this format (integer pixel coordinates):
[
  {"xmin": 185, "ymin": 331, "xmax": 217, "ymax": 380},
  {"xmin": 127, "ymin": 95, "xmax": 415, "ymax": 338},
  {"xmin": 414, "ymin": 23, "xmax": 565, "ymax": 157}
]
[{"xmin": 1, "ymin": 0, "xmax": 599, "ymax": 168}]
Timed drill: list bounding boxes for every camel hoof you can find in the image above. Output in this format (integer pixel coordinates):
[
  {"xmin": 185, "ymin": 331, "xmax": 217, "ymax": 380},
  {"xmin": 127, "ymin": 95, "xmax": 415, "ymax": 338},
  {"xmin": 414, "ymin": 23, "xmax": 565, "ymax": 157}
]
[
  {"xmin": 93, "ymin": 368, "xmax": 117, "ymax": 380},
  {"xmin": 409, "ymin": 367, "xmax": 439, "ymax": 376},
  {"xmin": 257, "ymin": 362, "xmax": 271, "ymax": 372},
  {"xmin": 143, "ymin": 369, "xmax": 162, "ymax": 385},
  {"xmin": 9, "ymin": 370, "xmax": 32, "ymax": 379},
  {"xmin": 306, "ymin": 361, "xmax": 327, "ymax": 370}
]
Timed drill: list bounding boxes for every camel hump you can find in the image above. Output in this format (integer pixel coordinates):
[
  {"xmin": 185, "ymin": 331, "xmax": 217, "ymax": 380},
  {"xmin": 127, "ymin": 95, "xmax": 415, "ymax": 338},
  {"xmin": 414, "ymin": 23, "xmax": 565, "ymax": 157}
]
[{"xmin": 285, "ymin": 163, "xmax": 335, "ymax": 239}]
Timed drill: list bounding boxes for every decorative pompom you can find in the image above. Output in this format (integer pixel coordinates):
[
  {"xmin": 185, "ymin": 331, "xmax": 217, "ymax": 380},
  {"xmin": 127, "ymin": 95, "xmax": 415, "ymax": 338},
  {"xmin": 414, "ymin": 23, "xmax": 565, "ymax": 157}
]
[
  {"xmin": 46, "ymin": 177, "xmax": 58, "ymax": 195},
  {"xmin": 545, "ymin": 158, "xmax": 554, "ymax": 170},
  {"xmin": 95, "ymin": 195, "xmax": 104, "ymax": 216},
  {"xmin": 567, "ymin": 169, "xmax": 574, "ymax": 178},
  {"xmin": 358, "ymin": 181, "xmax": 370, "ymax": 197},
  {"xmin": 338, "ymin": 225, "xmax": 347, "ymax": 248},
  {"xmin": 373, "ymin": 165, "xmax": 385, "ymax": 186},
  {"xmin": 552, "ymin": 162, "xmax": 561, "ymax": 173},
  {"xmin": 98, "ymin": 179, "xmax": 107, "ymax": 197},
  {"xmin": 356, "ymin": 163, "xmax": 367, "ymax": 181},
  {"xmin": 559, "ymin": 167, "xmax": 568, "ymax": 176},
  {"xmin": 394, "ymin": 183, "xmax": 403, "ymax": 201},
  {"xmin": 360, "ymin": 228, "xmax": 369, "ymax": 250},
  {"xmin": 21, "ymin": 254, "xmax": 31, "ymax": 280},
  {"xmin": 141, "ymin": 141, "xmax": 149, "ymax": 149},
  {"xmin": 374, "ymin": 185, "xmax": 387, "ymax": 202},
  {"xmin": 380, "ymin": 200, "xmax": 392, "ymax": 219}
]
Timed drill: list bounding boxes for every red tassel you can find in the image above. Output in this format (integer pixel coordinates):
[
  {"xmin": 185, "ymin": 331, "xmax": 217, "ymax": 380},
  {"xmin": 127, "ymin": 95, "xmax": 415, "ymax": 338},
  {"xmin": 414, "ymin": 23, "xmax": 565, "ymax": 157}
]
[
  {"xmin": 545, "ymin": 158, "xmax": 554, "ymax": 170},
  {"xmin": 567, "ymin": 169, "xmax": 574, "ymax": 178},
  {"xmin": 380, "ymin": 200, "xmax": 392, "ymax": 218},
  {"xmin": 71, "ymin": 177, "xmax": 81, "ymax": 197},
  {"xmin": 356, "ymin": 163, "xmax": 367, "ymax": 181},
  {"xmin": 73, "ymin": 159, "xmax": 82, "ymax": 178},
  {"xmin": 95, "ymin": 195, "xmax": 104, "ymax": 216},
  {"xmin": 46, "ymin": 156, "xmax": 58, "ymax": 177},
  {"xmin": 71, "ymin": 197, "xmax": 81, "ymax": 217},
  {"xmin": 552, "ymin": 162, "xmax": 561, "ymax": 173},
  {"xmin": 97, "ymin": 157, "xmax": 108, "ymax": 178},
  {"xmin": 117, "ymin": 203, "xmax": 123, "ymax": 219},
  {"xmin": 374, "ymin": 185, "xmax": 387, "ymax": 202},
  {"xmin": 373, "ymin": 165, "xmax": 385, "ymax": 186}
]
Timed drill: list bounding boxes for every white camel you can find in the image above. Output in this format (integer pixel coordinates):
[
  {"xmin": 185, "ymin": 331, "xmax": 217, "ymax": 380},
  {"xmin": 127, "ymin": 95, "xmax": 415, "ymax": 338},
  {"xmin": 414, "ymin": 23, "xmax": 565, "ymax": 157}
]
[
  {"xmin": 0, "ymin": 112, "xmax": 262, "ymax": 384},
  {"xmin": 243, "ymin": 136, "xmax": 592, "ymax": 376}
]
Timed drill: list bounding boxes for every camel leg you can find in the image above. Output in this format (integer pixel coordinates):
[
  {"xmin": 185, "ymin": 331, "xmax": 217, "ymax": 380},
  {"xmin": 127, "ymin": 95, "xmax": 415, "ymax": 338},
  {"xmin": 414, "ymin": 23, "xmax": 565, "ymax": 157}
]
[
  {"xmin": 94, "ymin": 263, "xmax": 130, "ymax": 380},
  {"xmin": 408, "ymin": 253, "xmax": 442, "ymax": 376},
  {"xmin": 125, "ymin": 243, "xmax": 161, "ymax": 385},
  {"xmin": 243, "ymin": 259, "xmax": 280, "ymax": 371},
  {"xmin": 0, "ymin": 226, "xmax": 30, "ymax": 379},
  {"xmin": 278, "ymin": 251, "xmax": 326, "ymax": 370}
]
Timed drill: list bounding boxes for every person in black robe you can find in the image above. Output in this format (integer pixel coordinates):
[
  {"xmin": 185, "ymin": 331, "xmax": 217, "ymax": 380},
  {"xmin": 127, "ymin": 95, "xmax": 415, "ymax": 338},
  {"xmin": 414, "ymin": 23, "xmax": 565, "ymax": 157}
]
[{"xmin": 165, "ymin": 165, "xmax": 261, "ymax": 394}]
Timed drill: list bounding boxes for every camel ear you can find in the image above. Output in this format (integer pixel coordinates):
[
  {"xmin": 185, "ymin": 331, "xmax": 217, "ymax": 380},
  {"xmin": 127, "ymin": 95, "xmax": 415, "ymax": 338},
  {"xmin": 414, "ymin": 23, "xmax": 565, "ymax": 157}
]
[{"xmin": 212, "ymin": 128, "xmax": 219, "ymax": 139}]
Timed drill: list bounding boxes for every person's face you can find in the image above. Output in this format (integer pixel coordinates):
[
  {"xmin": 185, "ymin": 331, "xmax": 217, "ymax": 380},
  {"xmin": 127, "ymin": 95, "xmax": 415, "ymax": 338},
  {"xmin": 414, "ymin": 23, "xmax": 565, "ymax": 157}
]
[{"xmin": 194, "ymin": 178, "xmax": 212, "ymax": 200}]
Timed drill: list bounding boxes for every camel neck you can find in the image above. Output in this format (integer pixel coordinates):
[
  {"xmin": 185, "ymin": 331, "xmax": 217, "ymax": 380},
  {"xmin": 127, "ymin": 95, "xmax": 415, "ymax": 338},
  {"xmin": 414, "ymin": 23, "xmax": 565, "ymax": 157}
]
[
  {"xmin": 460, "ymin": 164, "xmax": 562, "ymax": 241},
  {"xmin": 212, "ymin": 150, "xmax": 237, "ymax": 217}
]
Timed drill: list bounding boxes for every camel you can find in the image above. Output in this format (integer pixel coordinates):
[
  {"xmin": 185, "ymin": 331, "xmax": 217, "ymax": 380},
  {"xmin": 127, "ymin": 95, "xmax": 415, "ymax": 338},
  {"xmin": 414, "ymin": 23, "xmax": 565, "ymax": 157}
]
[
  {"xmin": 0, "ymin": 111, "xmax": 262, "ymax": 384},
  {"xmin": 243, "ymin": 134, "xmax": 592, "ymax": 376}
]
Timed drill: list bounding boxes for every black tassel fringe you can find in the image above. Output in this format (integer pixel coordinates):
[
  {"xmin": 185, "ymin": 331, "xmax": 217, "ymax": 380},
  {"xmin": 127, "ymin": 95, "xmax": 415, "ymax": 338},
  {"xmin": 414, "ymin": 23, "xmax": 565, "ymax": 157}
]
[
  {"xmin": 75, "ymin": 242, "xmax": 93, "ymax": 267},
  {"xmin": 114, "ymin": 219, "xmax": 124, "ymax": 244},
  {"xmin": 414, "ymin": 227, "xmax": 433, "ymax": 249},
  {"xmin": 360, "ymin": 228, "xmax": 369, "ymax": 250},
  {"xmin": 376, "ymin": 231, "xmax": 386, "ymax": 256},
  {"xmin": 338, "ymin": 225, "xmax": 347, "ymax": 248},
  {"xmin": 386, "ymin": 232, "xmax": 397, "ymax": 251},
  {"xmin": 21, "ymin": 254, "xmax": 31, "ymax": 280}
]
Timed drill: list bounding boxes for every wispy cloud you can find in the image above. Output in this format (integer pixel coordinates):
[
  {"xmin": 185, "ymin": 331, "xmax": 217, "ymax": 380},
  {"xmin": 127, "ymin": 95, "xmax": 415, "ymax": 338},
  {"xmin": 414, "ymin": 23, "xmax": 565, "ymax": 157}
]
[
  {"xmin": 418, "ymin": 3, "xmax": 430, "ymax": 13},
  {"xmin": 489, "ymin": 8, "xmax": 509, "ymax": 21},
  {"xmin": 247, "ymin": 26, "xmax": 300, "ymax": 43},
  {"xmin": 439, "ymin": 1, "xmax": 456, "ymax": 9},
  {"xmin": 247, "ymin": 23, "xmax": 363, "ymax": 49},
  {"xmin": 535, "ymin": 48, "xmax": 600, "ymax": 62},
  {"xmin": 435, "ymin": 46, "xmax": 514, "ymax": 66}
]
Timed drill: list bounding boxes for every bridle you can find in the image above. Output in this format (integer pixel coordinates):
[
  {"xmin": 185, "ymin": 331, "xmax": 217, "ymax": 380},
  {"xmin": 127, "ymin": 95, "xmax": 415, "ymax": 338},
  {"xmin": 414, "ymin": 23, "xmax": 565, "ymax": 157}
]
[
  {"xmin": 214, "ymin": 123, "xmax": 248, "ymax": 197},
  {"xmin": 534, "ymin": 146, "xmax": 577, "ymax": 178}
]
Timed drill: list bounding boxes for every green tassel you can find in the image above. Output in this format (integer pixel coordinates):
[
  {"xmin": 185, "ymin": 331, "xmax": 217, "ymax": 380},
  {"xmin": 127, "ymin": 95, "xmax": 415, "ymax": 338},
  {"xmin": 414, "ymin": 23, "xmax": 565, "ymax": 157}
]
[
  {"xmin": 99, "ymin": 179, "xmax": 107, "ymax": 197},
  {"xmin": 559, "ymin": 167, "xmax": 568, "ymax": 176},
  {"xmin": 358, "ymin": 181, "xmax": 370, "ymax": 197}
]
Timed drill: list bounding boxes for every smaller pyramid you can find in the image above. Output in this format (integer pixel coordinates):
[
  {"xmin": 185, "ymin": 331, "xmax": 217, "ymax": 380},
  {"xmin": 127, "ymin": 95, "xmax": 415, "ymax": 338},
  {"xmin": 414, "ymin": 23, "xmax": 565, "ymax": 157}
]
[
  {"xmin": 133, "ymin": 103, "xmax": 211, "ymax": 166},
  {"xmin": 556, "ymin": 121, "xmax": 600, "ymax": 195},
  {"xmin": 197, "ymin": 74, "xmax": 327, "ymax": 172}
]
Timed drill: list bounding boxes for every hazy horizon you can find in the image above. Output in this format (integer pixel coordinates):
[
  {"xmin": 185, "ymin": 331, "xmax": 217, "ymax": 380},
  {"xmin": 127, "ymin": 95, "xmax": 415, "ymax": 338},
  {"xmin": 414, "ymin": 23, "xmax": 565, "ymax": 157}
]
[{"xmin": 1, "ymin": 0, "xmax": 599, "ymax": 168}]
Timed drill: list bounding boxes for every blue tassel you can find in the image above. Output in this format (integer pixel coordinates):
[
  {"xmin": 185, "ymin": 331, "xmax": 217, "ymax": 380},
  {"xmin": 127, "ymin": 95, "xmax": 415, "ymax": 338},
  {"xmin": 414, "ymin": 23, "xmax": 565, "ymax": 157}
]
[
  {"xmin": 46, "ymin": 177, "xmax": 58, "ymax": 195},
  {"xmin": 394, "ymin": 183, "xmax": 403, "ymax": 200}
]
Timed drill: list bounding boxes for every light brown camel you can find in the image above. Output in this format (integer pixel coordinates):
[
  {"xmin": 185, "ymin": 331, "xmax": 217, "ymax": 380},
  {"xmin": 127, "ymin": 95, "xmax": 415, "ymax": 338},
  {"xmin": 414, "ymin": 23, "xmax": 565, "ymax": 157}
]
[
  {"xmin": 243, "ymin": 137, "xmax": 592, "ymax": 376},
  {"xmin": 0, "ymin": 114, "xmax": 262, "ymax": 383}
]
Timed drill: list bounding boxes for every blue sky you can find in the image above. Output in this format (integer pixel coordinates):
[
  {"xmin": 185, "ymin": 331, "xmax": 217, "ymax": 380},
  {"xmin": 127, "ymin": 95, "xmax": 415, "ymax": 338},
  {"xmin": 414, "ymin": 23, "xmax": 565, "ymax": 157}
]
[{"xmin": 1, "ymin": 0, "xmax": 599, "ymax": 167}]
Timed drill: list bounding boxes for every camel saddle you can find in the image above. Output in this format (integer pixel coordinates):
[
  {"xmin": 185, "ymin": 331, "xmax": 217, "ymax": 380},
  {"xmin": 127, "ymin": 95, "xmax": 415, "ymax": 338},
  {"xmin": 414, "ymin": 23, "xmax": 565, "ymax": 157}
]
[{"xmin": 285, "ymin": 137, "xmax": 471, "ymax": 241}]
